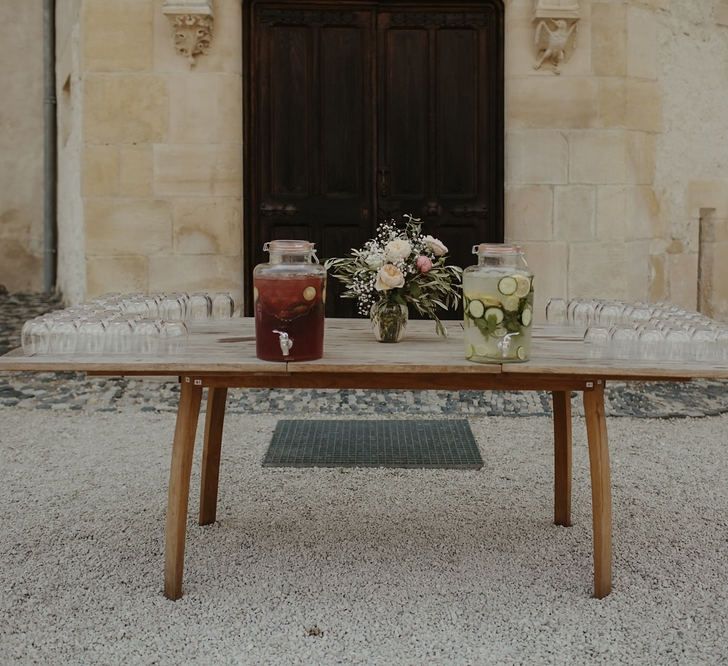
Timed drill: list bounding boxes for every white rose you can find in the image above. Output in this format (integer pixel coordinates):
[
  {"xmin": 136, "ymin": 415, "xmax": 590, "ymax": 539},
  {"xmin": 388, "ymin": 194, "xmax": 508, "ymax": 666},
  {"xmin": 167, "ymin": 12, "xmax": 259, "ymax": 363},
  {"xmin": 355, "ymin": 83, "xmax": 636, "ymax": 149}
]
[
  {"xmin": 384, "ymin": 238, "xmax": 412, "ymax": 262},
  {"xmin": 375, "ymin": 264, "xmax": 405, "ymax": 291},
  {"xmin": 423, "ymin": 235, "xmax": 448, "ymax": 257}
]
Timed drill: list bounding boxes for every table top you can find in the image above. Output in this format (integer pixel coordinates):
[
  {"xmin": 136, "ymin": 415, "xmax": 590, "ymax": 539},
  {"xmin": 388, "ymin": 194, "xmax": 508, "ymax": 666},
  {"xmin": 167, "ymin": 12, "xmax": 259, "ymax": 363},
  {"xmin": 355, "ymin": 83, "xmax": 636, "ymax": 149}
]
[{"xmin": 2, "ymin": 318, "xmax": 728, "ymax": 381}]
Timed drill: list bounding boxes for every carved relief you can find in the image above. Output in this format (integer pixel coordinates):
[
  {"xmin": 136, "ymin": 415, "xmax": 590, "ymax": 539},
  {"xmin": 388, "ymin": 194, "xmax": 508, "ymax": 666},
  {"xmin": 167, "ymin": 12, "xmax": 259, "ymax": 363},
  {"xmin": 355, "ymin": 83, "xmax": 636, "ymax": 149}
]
[
  {"xmin": 390, "ymin": 12, "xmax": 489, "ymax": 28},
  {"xmin": 258, "ymin": 10, "xmax": 357, "ymax": 25},
  {"xmin": 533, "ymin": 0, "xmax": 580, "ymax": 75},
  {"xmin": 162, "ymin": 0, "xmax": 214, "ymax": 66}
]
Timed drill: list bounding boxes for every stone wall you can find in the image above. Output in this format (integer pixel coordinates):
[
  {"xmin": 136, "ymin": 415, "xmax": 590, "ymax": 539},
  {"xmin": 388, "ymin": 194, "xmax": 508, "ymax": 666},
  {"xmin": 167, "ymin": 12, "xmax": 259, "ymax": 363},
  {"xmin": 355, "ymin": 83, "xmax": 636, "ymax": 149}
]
[
  {"xmin": 504, "ymin": 0, "xmax": 666, "ymax": 320},
  {"xmin": 0, "ymin": 1, "xmax": 44, "ymax": 291},
  {"xmin": 78, "ymin": 0, "xmax": 243, "ymax": 301},
  {"xmin": 654, "ymin": 1, "xmax": 728, "ymax": 317},
  {"xmin": 50, "ymin": 0, "xmax": 728, "ymax": 321}
]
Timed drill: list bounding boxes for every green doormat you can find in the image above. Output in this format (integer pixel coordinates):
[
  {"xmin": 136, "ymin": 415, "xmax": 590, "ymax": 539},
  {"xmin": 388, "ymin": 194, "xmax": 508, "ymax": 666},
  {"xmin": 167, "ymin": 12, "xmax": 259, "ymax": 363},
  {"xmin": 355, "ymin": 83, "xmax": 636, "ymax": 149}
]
[{"xmin": 263, "ymin": 419, "xmax": 483, "ymax": 469}]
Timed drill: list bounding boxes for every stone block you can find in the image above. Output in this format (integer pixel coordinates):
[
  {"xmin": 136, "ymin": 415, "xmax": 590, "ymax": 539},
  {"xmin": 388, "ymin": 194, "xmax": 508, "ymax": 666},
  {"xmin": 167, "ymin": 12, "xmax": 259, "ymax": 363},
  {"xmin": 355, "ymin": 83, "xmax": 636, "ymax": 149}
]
[
  {"xmin": 154, "ymin": 144, "xmax": 243, "ymax": 197},
  {"xmin": 507, "ymin": 77, "xmax": 598, "ymax": 129},
  {"xmin": 172, "ymin": 198, "xmax": 242, "ymax": 255},
  {"xmin": 505, "ymin": 185, "xmax": 553, "ymax": 242},
  {"xmin": 597, "ymin": 78, "xmax": 626, "ymax": 128},
  {"xmin": 591, "ymin": 3, "xmax": 627, "ymax": 77},
  {"xmin": 153, "ymin": 0, "xmax": 242, "ymax": 74},
  {"xmin": 554, "ymin": 186, "xmax": 596, "ymax": 240},
  {"xmin": 625, "ymin": 186, "xmax": 663, "ymax": 241},
  {"xmin": 506, "ymin": 130, "xmax": 568, "ymax": 185},
  {"xmin": 568, "ymin": 242, "xmax": 627, "ymax": 300},
  {"xmin": 515, "ymin": 241, "xmax": 568, "ymax": 322},
  {"xmin": 87, "ymin": 256, "xmax": 148, "ymax": 297},
  {"xmin": 624, "ymin": 240, "xmax": 651, "ymax": 301},
  {"xmin": 83, "ymin": 145, "xmax": 118, "ymax": 197},
  {"xmin": 217, "ymin": 74, "xmax": 243, "ymax": 144},
  {"xmin": 569, "ymin": 130, "xmax": 627, "ymax": 184},
  {"xmin": 85, "ymin": 75, "xmax": 168, "ymax": 144},
  {"xmin": 626, "ymin": 131, "xmax": 656, "ymax": 184},
  {"xmin": 627, "ymin": 5, "xmax": 658, "ymax": 80},
  {"xmin": 169, "ymin": 74, "xmax": 219, "ymax": 144},
  {"xmin": 596, "ymin": 186, "xmax": 627, "ymax": 241},
  {"xmin": 85, "ymin": 199, "xmax": 172, "ymax": 256},
  {"xmin": 687, "ymin": 180, "xmax": 728, "ymax": 219},
  {"xmin": 624, "ymin": 80, "xmax": 662, "ymax": 132},
  {"xmin": 0, "ymin": 238, "xmax": 42, "ymax": 292},
  {"xmin": 668, "ymin": 252, "xmax": 698, "ymax": 310},
  {"xmin": 83, "ymin": 0, "xmax": 153, "ymax": 72},
  {"xmin": 119, "ymin": 146, "xmax": 153, "ymax": 197},
  {"xmin": 148, "ymin": 255, "xmax": 243, "ymax": 299}
]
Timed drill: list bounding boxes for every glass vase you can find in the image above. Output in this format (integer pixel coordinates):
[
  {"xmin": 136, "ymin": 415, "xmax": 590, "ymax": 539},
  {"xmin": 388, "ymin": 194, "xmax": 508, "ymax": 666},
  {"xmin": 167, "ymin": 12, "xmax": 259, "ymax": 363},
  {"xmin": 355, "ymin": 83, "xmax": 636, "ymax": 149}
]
[{"xmin": 370, "ymin": 300, "xmax": 408, "ymax": 343}]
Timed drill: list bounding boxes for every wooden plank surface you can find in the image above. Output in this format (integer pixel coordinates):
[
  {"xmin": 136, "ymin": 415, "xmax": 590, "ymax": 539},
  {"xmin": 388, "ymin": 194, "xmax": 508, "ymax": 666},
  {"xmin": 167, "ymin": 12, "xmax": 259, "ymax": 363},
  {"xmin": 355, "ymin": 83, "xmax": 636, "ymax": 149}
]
[{"xmin": 1, "ymin": 318, "xmax": 727, "ymax": 380}]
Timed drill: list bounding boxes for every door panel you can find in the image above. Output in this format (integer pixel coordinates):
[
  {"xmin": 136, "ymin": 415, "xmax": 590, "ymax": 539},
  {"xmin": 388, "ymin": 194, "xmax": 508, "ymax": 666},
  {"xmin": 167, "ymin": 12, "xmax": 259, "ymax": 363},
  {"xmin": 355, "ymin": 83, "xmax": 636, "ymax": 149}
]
[
  {"xmin": 252, "ymin": 5, "xmax": 373, "ymax": 317},
  {"xmin": 377, "ymin": 7, "xmax": 500, "ymax": 285}
]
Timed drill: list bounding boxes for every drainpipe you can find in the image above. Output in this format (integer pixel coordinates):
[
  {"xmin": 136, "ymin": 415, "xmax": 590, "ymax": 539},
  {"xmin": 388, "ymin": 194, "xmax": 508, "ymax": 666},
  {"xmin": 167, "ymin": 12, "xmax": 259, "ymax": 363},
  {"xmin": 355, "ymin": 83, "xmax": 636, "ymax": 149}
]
[{"xmin": 42, "ymin": 0, "xmax": 57, "ymax": 294}]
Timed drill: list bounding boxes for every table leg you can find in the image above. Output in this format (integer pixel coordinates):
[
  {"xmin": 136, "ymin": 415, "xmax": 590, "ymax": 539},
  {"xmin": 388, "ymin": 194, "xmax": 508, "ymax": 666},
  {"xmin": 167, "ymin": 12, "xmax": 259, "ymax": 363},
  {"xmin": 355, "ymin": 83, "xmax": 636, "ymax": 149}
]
[
  {"xmin": 552, "ymin": 391, "xmax": 572, "ymax": 527},
  {"xmin": 583, "ymin": 381, "xmax": 612, "ymax": 599},
  {"xmin": 199, "ymin": 386, "xmax": 228, "ymax": 526},
  {"xmin": 164, "ymin": 378, "xmax": 203, "ymax": 600}
]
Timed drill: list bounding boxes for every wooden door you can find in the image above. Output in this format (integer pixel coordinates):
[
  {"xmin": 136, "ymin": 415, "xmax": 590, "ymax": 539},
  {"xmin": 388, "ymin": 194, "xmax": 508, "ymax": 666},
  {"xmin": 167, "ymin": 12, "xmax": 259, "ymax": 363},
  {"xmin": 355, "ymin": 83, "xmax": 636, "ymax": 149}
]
[{"xmin": 245, "ymin": 1, "xmax": 503, "ymax": 316}]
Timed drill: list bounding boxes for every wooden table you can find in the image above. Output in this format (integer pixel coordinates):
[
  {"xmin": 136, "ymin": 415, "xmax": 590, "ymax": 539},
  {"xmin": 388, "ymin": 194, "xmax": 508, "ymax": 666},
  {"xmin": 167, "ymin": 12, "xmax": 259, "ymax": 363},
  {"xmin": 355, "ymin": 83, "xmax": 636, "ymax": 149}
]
[{"xmin": 2, "ymin": 318, "xmax": 727, "ymax": 601}]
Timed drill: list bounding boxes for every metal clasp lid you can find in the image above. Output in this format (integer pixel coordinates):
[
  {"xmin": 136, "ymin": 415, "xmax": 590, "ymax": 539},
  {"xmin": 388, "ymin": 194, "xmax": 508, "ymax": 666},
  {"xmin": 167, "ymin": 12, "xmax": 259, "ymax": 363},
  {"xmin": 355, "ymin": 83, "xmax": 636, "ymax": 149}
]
[{"xmin": 272, "ymin": 330, "xmax": 293, "ymax": 357}]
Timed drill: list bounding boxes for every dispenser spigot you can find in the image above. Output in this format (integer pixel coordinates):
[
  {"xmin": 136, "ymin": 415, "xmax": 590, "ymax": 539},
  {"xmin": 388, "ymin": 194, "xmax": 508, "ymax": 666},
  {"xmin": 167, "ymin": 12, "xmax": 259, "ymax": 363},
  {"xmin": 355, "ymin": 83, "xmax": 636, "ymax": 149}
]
[{"xmin": 272, "ymin": 330, "xmax": 293, "ymax": 357}]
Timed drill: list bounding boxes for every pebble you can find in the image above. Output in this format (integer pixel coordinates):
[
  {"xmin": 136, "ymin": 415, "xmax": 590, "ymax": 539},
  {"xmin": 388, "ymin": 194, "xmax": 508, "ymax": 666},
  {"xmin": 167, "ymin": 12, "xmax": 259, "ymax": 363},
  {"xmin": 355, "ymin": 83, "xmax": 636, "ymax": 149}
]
[{"xmin": 1, "ymin": 291, "xmax": 727, "ymax": 417}]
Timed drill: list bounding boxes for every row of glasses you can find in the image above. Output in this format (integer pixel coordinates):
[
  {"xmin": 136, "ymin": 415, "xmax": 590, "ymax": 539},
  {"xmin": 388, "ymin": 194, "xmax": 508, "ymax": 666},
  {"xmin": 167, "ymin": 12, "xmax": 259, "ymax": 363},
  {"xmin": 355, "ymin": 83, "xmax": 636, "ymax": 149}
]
[{"xmin": 547, "ymin": 297, "xmax": 728, "ymax": 362}]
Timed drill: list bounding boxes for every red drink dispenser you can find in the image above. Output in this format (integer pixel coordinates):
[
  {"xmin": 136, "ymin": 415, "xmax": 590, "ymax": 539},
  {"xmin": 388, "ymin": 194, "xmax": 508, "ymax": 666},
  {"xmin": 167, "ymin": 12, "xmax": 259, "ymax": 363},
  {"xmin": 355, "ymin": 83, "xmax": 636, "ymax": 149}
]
[{"xmin": 253, "ymin": 240, "xmax": 326, "ymax": 361}]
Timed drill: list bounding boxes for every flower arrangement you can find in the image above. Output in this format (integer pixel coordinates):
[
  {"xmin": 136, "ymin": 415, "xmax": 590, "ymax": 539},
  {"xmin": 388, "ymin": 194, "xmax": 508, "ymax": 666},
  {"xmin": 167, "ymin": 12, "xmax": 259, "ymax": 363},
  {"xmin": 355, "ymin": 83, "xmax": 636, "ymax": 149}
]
[{"xmin": 325, "ymin": 215, "xmax": 462, "ymax": 339}]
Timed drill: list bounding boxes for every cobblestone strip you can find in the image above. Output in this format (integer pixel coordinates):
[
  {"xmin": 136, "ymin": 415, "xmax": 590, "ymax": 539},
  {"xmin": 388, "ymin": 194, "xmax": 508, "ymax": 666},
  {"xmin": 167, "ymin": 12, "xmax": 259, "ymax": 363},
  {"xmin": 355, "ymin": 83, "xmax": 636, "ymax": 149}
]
[{"xmin": 1, "ymin": 291, "xmax": 727, "ymax": 417}]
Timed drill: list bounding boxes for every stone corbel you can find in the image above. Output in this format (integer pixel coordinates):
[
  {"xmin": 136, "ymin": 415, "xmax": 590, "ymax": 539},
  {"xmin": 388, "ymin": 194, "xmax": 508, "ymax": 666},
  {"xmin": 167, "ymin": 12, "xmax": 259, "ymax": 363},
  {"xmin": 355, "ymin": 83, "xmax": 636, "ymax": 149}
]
[
  {"xmin": 162, "ymin": 0, "xmax": 214, "ymax": 66},
  {"xmin": 533, "ymin": 0, "xmax": 580, "ymax": 75}
]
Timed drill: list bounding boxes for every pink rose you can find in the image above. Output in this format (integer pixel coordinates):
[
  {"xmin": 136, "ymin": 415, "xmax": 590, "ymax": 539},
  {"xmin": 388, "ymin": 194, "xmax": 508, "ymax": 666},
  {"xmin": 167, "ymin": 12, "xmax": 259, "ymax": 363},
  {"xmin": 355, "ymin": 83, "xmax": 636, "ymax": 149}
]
[{"xmin": 416, "ymin": 255, "xmax": 433, "ymax": 273}]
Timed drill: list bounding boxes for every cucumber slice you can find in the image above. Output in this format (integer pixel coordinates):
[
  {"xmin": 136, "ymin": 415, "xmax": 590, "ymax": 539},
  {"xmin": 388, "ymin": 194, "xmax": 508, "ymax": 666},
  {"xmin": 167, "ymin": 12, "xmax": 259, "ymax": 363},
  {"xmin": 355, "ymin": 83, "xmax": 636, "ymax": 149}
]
[
  {"xmin": 516, "ymin": 346, "xmax": 527, "ymax": 360},
  {"xmin": 514, "ymin": 275, "xmax": 532, "ymax": 298},
  {"xmin": 521, "ymin": 307, "xmax": 532, "ymax": 327},
  {"xmin": 474, "ymin": 343, "xmax": 490, "ymax": 357},
  {"xmin": 303, "ymin": 286, "xmax": 316, "ymax": 301},
  {"xmin": 498, "ymin": 276, "xmax": 517, "ymax": 295},
  {"xmin": 502, "ymin": 295, "xmax": 520, "ymax": 312},
  {"xmin": 468, "ymin": 300, "xmax": 485, "ymax": 318},
  {"xmin": 493, "ymin": 326, "xmax": 507, "ymax": 338},
  {"xmin": 465, "ymin": 343, "xmax": 475, "ymax": 359},
  {"xmin": 484, "ymin": 307, "xmax": 504, "ymax": 324}
]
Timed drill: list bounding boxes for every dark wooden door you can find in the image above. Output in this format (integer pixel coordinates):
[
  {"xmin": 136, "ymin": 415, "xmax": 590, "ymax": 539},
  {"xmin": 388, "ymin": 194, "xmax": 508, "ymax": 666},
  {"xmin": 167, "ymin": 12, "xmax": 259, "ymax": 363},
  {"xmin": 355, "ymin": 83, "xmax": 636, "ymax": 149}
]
[{"xmin": 246, "ymin": 1, "xmax": 503, "ymax": 316}]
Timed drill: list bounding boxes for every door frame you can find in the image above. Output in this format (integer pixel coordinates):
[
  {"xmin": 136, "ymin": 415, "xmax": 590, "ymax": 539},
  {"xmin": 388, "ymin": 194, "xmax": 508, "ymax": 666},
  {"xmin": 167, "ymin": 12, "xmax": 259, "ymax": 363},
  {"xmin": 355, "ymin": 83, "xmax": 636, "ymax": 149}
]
[{"xmin": 242, "ymin": 0, "xmax": 505, "ymax": 315}]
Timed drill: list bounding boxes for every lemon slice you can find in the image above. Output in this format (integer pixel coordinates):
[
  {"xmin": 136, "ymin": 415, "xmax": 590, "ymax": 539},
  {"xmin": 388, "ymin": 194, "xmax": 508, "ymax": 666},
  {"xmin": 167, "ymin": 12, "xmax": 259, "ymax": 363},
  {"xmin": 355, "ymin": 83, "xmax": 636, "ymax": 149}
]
[
  {"xmin": 514, "ymin": 275, "xmax": 532, "ymax": 298},
  {"xmin": 493, "ymin": 326, "xmax": 507, "ymax": 338},
  {"xmin": 303, "ymin": 286, "xmax": 316, "ymax": 301},
  {"xmin": 253, "ymin": 287, "xmax": 259, "ymax": 302},
  {"xmin": 468, "ymin": 300, "xmax": 485, "ymax": 318},
  {"xmin": 474, "ymin": 344, "xmax": 490, "ymax": 357},
  {"xmin": 502, "ymin": 295, "xmax": 520, "ymax": 312},
  {"xmin": 521, "ymin": 307, "xmax": 532, "ymax": 327},
  {"xmin": 484, "ymin": 307, "xmax": 504, "ymax": 324},
  {"xmin": 498, "ymin": 276, "xmax": 517, "ymax": 295},
  {"xmin": 516, "ymin": 346, "xmax": 527, "ymax": 360}
]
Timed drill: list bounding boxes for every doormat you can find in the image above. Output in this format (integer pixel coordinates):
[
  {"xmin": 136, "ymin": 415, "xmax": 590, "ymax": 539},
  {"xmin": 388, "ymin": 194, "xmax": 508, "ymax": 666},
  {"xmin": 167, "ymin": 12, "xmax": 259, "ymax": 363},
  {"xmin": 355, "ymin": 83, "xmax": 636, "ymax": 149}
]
[{"xmin": 263, "ymin": 419, "xmax": 483, "ymax": 469}]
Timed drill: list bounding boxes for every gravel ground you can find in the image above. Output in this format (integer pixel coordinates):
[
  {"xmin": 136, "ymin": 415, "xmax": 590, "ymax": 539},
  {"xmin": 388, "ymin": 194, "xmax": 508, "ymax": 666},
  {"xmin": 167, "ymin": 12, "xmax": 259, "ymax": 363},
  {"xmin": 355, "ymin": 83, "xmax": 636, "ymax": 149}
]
[
  {"xmin": 0, "ymin": 409, "xmax": 726, "ymax": 665},
  {"xmin": 2, "ymin": 291, "xmax": 728, "ymax": 417}
]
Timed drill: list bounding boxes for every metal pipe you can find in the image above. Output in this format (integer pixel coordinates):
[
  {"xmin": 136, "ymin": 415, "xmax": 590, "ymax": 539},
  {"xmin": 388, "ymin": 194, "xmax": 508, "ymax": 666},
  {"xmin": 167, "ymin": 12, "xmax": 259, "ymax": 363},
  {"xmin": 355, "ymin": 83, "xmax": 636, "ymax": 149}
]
[{"xmin": 42, "ymin": 0, "xmax": 57, "ymax": 294}]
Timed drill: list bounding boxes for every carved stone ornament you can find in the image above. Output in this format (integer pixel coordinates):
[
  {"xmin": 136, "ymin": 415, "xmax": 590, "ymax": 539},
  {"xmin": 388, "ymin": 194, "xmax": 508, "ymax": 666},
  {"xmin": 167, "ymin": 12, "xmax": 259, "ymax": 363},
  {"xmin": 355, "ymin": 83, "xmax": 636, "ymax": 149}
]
[
  {"xmin": 162, "ymin": 0, "xmax": 214, "ymax": 66},
  {"xmin": 533, "ymin": 0, "xmax": 580, "ymax": 75}
]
